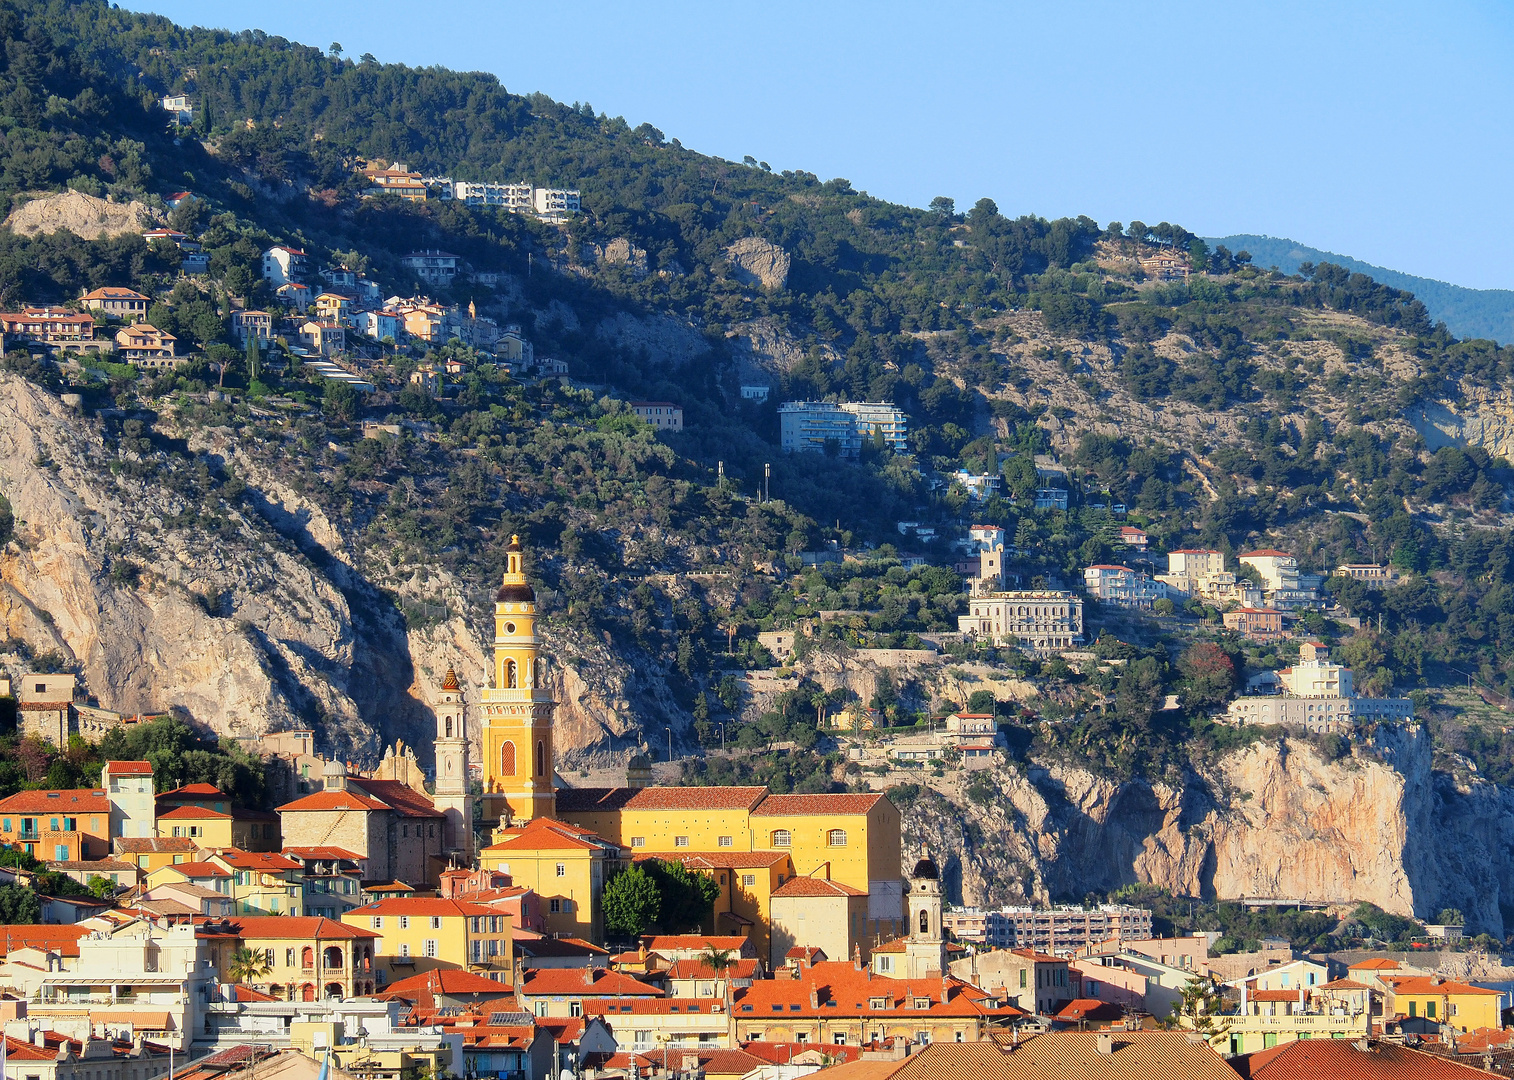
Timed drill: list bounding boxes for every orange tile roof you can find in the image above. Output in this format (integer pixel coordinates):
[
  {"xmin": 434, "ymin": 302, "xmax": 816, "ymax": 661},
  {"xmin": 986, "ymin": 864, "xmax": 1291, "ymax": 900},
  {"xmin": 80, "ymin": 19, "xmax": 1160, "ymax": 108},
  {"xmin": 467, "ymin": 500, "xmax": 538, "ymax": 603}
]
[
  {"xmin": 162, "ymin": 861, "xmax": 231, "ymax": 877},
  {"xmin": 667, "ymin": 958, "xmax": 760, "ymax": 980},
  {"xmin": 104, "ymin": 761, "xmax": 153, "ymax": 774},
  {"xmin": 583, "ymin": 997, "xmax": 721, "ymax": 1015},
  {"xmin": 214, "ymin": 851, "xmax": 301, "ymax": 871},
  {"xmin": 643, "ymin": 935, "xmax": 751, "ymax": 953},
  {"xmin": 346, "ymin": 898, "xmax": 504, "ymax": 918},
  {"xmin": 382, "ymin": 968, "xmax": 515, "ymax": 1002},
  {"xmin": 751, "ymin": 793, "xmax": 885, "ymax": 816},
  {"xmin": 1381, "ymin": 976, "xmax": 1500, "ymax": 996},
  {"xmin": 1318, "ymin": 978, "xmax": 1374, "ymax": 990},
  {"xmin": 823, "ymin": 1032, "xmax": 1235, "ymax": 1079},
  {"xmin": 1249, "ymin": 989, "xmax": 1307, "ymax": 1002},
  {"xmin": 732, "ymin": 961, "xmax": 1016, "ymax": 1020},
  {"xmin": 742, "ymin": 1042, "xmax": 865, "ymax": 1065},
  {"xmin": 771, "ymin": 876, "xmax": 866, "ymax": 898},
  {"xmin": 0, "ymin": 788, "xmax": 109, "ymax": 813},
  {"xmin": 1233, "ymin": 1038, "xmax": 1496, "ymax": 1079},
  {"xmin": 1349, "ymin": 958, "xmax": 1403, "ymax": 970},
  {"xmin": 220, "ymin": 916, "xmax": 376, "ymax": 940},
  {"xmin": 1240, "ymin": 549, "xmax": 1294, "ymax": 559},
  {"xmin": 0, "ymin": 925, "xmax": 90, "ymax": 956},
  {"xmin": 557, "ymin": 786, "xmax": 767, "ymax": 813},
  {"xmin": 485, "ymin": 817, "xmax": 615, "ymax": 852},
  {"xmin": 159, "ymin": 783, "xmax": 226, "ymax": 798},
  {"xmin": 157, "ymin": 805, "xmax": 231, "ymax": 820},
  {"xmin": 660, "ymin": 851, "xmax": 791, "ymax": 869},
  {"xmin": 522, "ymin": 969, "xmax": 663, "ymax": 997},
  {"xmin": 1054, "ymin": 998, "xmax": 1125, "ymax": 1021},
  {"xmin": 114, "ymin": 837, "xmax": 199, "ymax": 853},
  {"xmin": 348, "ymin": 778, "xmax": 445, "ymax": 818},
  {"xmin": 283, "ymin": 846, "xmax": 365, "ymax": 861},
  {"xmin": 277, "ymin": 789, "xmax": 391, "ymax": 813}
]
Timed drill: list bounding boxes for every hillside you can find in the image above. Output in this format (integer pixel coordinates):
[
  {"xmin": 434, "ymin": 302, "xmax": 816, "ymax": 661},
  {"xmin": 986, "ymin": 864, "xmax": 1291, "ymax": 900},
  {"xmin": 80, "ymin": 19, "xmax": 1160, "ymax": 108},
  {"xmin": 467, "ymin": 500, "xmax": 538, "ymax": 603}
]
[
  {"xmin": 7, "ymin": 0, "xmax": 1514, "ymax": 926},
  {"xmin": 1210, "ymin": 233, "xmax": 1514, "ymax": 345}
]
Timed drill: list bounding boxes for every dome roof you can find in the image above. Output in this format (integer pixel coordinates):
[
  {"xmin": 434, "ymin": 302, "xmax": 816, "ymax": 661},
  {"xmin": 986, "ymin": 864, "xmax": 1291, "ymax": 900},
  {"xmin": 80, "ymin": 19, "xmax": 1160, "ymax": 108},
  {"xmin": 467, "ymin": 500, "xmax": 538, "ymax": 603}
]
[
  {"xmin": 496, "ymin": 582, "xmax": 536, "ymax": 603},
  {"xmin": 911, "ymin": 857, "xmax": 940, "ymax": 880},
  {"xmin": 441, "ymin": 667, "xmax": 460, "ymax": 691}
]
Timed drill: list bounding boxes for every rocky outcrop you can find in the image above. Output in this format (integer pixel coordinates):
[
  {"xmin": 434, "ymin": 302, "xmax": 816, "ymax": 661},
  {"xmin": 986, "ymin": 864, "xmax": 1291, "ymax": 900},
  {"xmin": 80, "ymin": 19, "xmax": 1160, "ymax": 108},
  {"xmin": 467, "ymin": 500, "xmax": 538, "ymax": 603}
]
[
  {"xmin": 902, "ymin": 725, "xmax": 1514, "ymax": 936},
  {"xmin": 586, "ymin": 238, "xmax": 649, "ymax": 277},
  {"xmin": 724, "ymin": 237, "xmax": 790, "ymax": 290},
  {"xmin": 1411, "ymin": 390, "xmax": 1514, "ymax": 460},
  {"xmin": 4, "ymin": 190, "xmax": 158, "ymax": 239}
]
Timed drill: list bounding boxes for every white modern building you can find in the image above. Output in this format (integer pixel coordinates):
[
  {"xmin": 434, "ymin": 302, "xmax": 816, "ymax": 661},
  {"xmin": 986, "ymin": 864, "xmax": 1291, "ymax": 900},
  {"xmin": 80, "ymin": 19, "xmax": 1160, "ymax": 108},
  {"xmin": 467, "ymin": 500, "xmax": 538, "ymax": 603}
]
[
  {"xmin": 451, "ymin": 181, "xmax": 535, "ymax": 210},
  {"xmin": 532, "ymin": 188, "xmax": 581, "ymax": 216},
  {"xmin": 778, "ymin": 401, "xmax": 909, "ymax": 457},
  {"xmin": 261, "ymin": 246, "xmax": 308, "ymax": 287},
  {"xmin": 1083, "ymin": 564, "xmax": 1168, "ymax": 609}
]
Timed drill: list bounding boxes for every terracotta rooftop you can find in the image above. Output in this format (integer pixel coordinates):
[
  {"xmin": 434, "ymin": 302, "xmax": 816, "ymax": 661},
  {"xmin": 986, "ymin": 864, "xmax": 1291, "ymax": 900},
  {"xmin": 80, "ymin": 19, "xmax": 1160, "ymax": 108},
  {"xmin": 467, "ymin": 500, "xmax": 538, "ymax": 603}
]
[
  {"xmin": 521, "ymin": 968, "xmax": 663, "ymax": 997},
  {"xmin": 751, "ymin": 793, "xmax": 885, "ymax": 816},
  {"xmin": 158, "ymin": 805, "xmax": 232, "ymax": 820},
  {"xmin": 348, "ymin": 777, "xmax": 445, "ymax": 818},
  {"xmin": 771, "ymin": 876, "xmax": 866, "ymax": 898},
  {"xmin": 667, "ymin": 957, "xmax": 761, "ymax": 981},
  {"xmin": 277, "ymin": 789, "xmax": 391, "ymax": 813},
  {"xmin": 821, "ymin": 1031, "xmax": 1236, "ymax": 1080},
  {"xmin": 557, "ymin": 786, "xmax": 769, "ymax": 812},
  {"xmin": 0, "ymin": 788, "xmax": 109, "ymax": 813},
  {"xmin": 212, "ymin": 916, "xmax": 377, "ymax": 941},
  {"xmin": 103, "ymin": 760, "xmax": 153, "ymax": 774},
  {"xmin": 114, "ymin": 837, "xmax": 199, "ymax": 853},
  {"xmin": 1232, "ymin": 1038, "xmax": 1497, "ymax": 1079},
  {"xmin": 1381, "ymin": 975, "xmax": 1501, "ymax": 996}
]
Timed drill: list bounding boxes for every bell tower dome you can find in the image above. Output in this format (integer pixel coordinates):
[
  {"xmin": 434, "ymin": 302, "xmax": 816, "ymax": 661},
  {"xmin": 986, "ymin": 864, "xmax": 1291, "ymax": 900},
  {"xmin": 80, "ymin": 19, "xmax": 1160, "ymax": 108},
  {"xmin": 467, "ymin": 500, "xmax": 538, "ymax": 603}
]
[
  {"xmin": 479, "ymin": 535, "xmax": 556, "ymax": 823},
  {"xmin": 433, "ymin": 666, "xmax": 473, "ymax": 860}
]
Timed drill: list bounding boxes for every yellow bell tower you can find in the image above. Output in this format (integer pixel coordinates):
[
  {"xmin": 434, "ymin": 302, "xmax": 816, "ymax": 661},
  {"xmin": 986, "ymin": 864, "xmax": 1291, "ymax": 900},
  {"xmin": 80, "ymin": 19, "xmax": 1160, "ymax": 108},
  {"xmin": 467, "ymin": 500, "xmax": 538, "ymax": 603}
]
[{"xmin": 479, "ymin": 535, "xmax": 556, "ymax": 824}]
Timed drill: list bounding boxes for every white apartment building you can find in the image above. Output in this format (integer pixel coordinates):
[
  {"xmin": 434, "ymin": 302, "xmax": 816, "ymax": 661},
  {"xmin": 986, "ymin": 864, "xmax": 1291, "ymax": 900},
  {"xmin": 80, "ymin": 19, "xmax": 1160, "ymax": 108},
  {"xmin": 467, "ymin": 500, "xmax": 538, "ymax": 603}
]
[
  {"xmin": 261, "ymin": 246, "xmax": 308, "ymax": 287},
  {"xmin": 1224, "ymin": 642, "xmax": 1414, "ymax": 732},
  {"xmin": 101, "ymin": 760, "xmax": 155, "ymax": 840},
  {"xmin": 958, "ymin": 591, "xmax": 1083, "ymax": 652},
  {"xmin": 1240, "ymin": 549, "xmax": 1299, "ymax": 592},
  {"xmin": 532, "ymin": 188, "xmax": 581, "ymax": 216},
  {"xmin": 976, "ymin": 905, "xmax": 1154, "ymax": 950},
  {"xmin": 1083, "ymin": 564, "xmax": 1168, "ymax": 609},
  {"xmin": 451, "ymin": 181, "xmax": 535, "ymax": 210},
  {"xmin": 778, "ymin": 401, "xmax": 908, "ymax": 457},
  {"xmin": 629, "ymin": 401, "xmax": 683, "ymax": 431},
  {"xmin": 1157, "ymin": 548, "xmax": 1262, "ymax": 606},
  {"xmin": 401, "ymin": 251, "xmax": 460, "ymax": 286}
]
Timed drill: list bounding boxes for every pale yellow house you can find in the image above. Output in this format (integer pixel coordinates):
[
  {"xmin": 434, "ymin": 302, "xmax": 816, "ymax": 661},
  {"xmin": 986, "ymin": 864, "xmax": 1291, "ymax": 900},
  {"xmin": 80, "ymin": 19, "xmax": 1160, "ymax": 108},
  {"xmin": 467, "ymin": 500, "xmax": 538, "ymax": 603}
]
[
  {"xmin": 767, "ymin": 876, "xmax": 869, "ymax": 971},
  {"xmin": 478, "ymin": 816, "xmax": 626, "ymax": 942},
  {"xmin": 208, "ymin": 850, "xmax": 304, "ymax": 916},
  {"xmin": 342, "ymin": 897, "xmax": 513, "ymax": 986}
]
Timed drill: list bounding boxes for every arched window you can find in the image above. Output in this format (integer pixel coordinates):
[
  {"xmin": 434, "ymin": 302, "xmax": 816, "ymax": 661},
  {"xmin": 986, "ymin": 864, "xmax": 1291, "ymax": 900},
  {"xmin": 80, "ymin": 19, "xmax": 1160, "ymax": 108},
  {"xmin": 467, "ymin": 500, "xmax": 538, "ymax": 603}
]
[
  {"xmin": 444, "ymin": 718, "xmax": 453, "ymax": 738},
  {"xmin": 919, "ymin": 908, "xmax": 930, "ymax": 934},
  {"xmin": 505, "ymin": 659, "xmax": 518, "ymax": 688},
  {"xmin": 536, "ymin": 740, "xmax": 545, "ymax": 777},
  {"xmin": 534, "ymin": 660, "xmax": 542, "ymax": 689},
  {"xmin": 771, "ymin": 829, "xmax": 792, "ymax": 847},
  {"xmin": 827, "ymin": 829, "xmax": 847, "ymax": 847},
  {"xmin": 324, "ymin": 946, "xmax": 344, "ymax": 970},
  {"xmin": 500, "ymin": 741, "xmax": 516, "ymax": 777},
  {"xmin": 301, "ymin": 983, "xmax": 316, "ymax": 1002},
  {"xmin": 301, "ymin": 947, "xmax": 314, "ymax": 969}
]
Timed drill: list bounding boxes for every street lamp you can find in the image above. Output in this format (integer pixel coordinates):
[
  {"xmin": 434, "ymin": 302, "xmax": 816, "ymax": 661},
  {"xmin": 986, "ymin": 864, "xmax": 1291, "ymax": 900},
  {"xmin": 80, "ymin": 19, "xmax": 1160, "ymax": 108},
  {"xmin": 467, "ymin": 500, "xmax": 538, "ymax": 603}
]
[{"xmin": 665, "ymin": 726, "xmax": 673, "ymax": 765}]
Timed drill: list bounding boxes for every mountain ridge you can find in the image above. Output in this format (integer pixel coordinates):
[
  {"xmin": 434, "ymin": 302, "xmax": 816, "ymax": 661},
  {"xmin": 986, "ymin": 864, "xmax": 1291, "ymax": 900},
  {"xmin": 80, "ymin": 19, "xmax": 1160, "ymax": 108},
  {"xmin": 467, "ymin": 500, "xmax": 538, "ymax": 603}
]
[{"xmin": 1209, "ymin": 233, "xmax": 1514, "ymax": 345}]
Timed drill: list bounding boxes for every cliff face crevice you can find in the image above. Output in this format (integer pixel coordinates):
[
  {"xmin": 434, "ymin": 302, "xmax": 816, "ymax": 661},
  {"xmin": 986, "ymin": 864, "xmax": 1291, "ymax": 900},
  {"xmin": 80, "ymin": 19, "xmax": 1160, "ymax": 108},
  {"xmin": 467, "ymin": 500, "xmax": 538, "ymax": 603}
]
[{"xmin": 903, "ymin": 725, "xmax": 1514, "ymax": 935}]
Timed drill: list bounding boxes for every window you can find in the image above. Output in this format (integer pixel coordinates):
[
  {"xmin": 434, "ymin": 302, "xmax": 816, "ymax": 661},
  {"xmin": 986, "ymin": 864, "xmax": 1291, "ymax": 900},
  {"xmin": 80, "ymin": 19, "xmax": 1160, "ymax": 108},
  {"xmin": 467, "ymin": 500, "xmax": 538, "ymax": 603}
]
[
  {"xmin": 570, "ymin": 1000, "xmax": 582, "ymax": 1017},
  {"xmin": 718, "ymin": 836, "xmax": 733, "ymax": 847},
  {"xmin": 1019, "ymin": 969, "xmax": 1026, "ymax": 989},
  {"xmin": 399, "ymin": 916, "xmax": 409, "ymax": 930},
  {"xmin": 372, "ymin": 917, "xmax": 383, "ymax": 929},
  {"xmin": 834, "ymin": 1034, "xmax": 846, "ymax": 1045},
  {"xmin": 424, "ymin": 940, "xmax": 437, "ymax": 958},
  {"xmin": 771, "ymin": 830, "xmax": 791, "ymax": 847},
  {"xmin": 431, "ymin": 916, "xmax": 441, "ymax": 929},
  {"xmin": 631, "ymin": 837, "xmax": 645, "ymax": 848},
  {"xmin": 955, "ymin": 1032, "xmax": 965, "ymax": 1043},
  {"xmin": 537, "ymin": 740, "xmax": 546, "ymax": 777},
  {"xmin": 1427, "ymin": 1001, "xmax": 1437, "ymax": 1019},
  {"xmin": 556, "ymin": 863, "xmax": 566, "ymax": 877},
  {"xmin": 827, "ymin": 829, "xmax": 847, "ymax": 847},
  {"xmin": 549, "ymin": 899, "xmax": 561, "ymax": 913},
  {"xmin": 742, "ymin": 874, "xmax": 757, "ymax": 887},
  {"xmin": 286, "ymin": 949, "xmax": 295, "ymax": 966},
  {"xmin": 399, "ymin": 943, "xmax": 410, "ymax": 958},
  {"xmin": 675, "ymin": 836, "xmax": 689, "ymax": 848},
  {"xmin": 500, "ymin": 741, "xmax": 516, "ymax": 776},
  {"xmin": 877, "ymin": 957, "xmax": 892, "ymax": 974}
]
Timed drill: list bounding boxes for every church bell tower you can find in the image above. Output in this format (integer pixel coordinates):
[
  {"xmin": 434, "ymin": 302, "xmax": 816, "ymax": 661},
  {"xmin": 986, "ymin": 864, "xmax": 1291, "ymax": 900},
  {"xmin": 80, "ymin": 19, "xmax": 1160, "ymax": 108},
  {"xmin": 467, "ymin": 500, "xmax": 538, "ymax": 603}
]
[
  {"xmin": 433, "ymin": 666, "xmax": 474, "ymax": 861},
  {"xmin": 479, "ymin": 535, "xmax": 556, "ymax": 824}
]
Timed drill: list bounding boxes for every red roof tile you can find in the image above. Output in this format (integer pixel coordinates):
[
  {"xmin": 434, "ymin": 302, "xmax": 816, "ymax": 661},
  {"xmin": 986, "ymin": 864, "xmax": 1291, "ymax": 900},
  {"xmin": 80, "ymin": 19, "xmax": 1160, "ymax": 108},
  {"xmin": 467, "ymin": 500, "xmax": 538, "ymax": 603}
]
[
  {"xmin": 158, "ymin": 805, "xmax": 231, "ymax": 820},
  {"xmin": 771, "ymin": 876, "xmax": 867, "ymax": 898},
  {"xmin": 1233, "ymin": 1038, "xmax": 1495, "ymax": 1079},
  {"xmin": 522, "ymin": 969, "xmax": 663, "ymax": 997},
  {"xmin": 277, "ymin": 789, "xmax": 390, "ymax": 813},
  {"xmin": 219, "ymin": 916, "xmax": 376, "ymax": 941},
  {"xmin": 104, "ymin": 761, "xmax": 153, "ymax": 775},
  {"xmin": 346, "ymin": 898, "xmax": 505, "ymax": 918},
  {"xmin": 283, "ymin": 846, "xmax": 365, "ymax": 861},
  {"xmin": 159, "ymin": 784, "xmax": 226, "ymax": 798},
  {"xmin": 0, "ymin": 788, "xmax": 109, "ymax": 813},
  {"xmin": 348, "ymin": 778, "xmax": 445, "ymax": 818},
  {"xmin": 667, "ymin": 958, "xmax": 761, "ymax": 980},
  {"xmin": 1382, "ymin": 975, "xmax": 1500, "ymax": 996},
  {"xmin": 751, "ymin": 793, "xmax": 885, "ymax": 816},
  {"xmin": 557, "ymin": 786, "xmax": 768, "ymax": 813}
]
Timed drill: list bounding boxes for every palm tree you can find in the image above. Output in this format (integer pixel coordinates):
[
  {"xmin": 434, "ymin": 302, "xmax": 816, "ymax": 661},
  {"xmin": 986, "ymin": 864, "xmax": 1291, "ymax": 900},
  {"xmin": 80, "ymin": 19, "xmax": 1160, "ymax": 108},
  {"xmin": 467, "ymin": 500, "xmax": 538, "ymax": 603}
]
[
  {"xmin": 701, "ymin": 946, "xmax": 737, "ymax": 1018},
  {"xmin": 226, "ymin": 946, "xmax": 272, "ymax": 986}
]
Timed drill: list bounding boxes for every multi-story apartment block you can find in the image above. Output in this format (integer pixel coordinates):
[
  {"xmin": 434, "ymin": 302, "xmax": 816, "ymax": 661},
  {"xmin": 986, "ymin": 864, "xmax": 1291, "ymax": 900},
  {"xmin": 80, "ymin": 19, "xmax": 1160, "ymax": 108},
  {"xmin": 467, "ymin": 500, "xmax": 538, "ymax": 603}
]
[
  {"xmin": 629, "ymin": 401, "xmax": 683, "ymax": 431},
  {"xmin": 979, "ymin": 905, "xmax": 1154, "ymax": 951},
  {"xmin": 1082, "ymin": 564, "xmax": 1168, "ymax": 608},
  {"xmin": 1158, "ymin": 549, "xmax": 1261, "ymax": 606},
  {"xmin": 532, "ymin": 188, "xmax": 581, "ymax": 216},
  {"xmin": 779, "ymin": 401, "xmax": 908, "ymax": 457},
  {"xmin": 0, "ymin": 308, "xmax": 98, "ymax": 350},
  {"xmin": 452, "ymin": 181, "xmax": 535, "ymax": 209},
  {"xmin": 262, "ymin": 245, "xmax": 308, "ymax": 286},
  {"xmin": 0, "ymin": 787, "xmax": 112, "ymax": 861},
  {"xmin": 957, "ymin": 591, "xmax": 1084, "ymax": 651},
  {"xmin": 1240, "ymin": 549, "xmax": 1300, "ymax": 592},
  {"xmin": 343, "ymin": 897, "xmax": 514, "ymax": 984},
  {"xmin": 102, "ymin": 759, "xmax": 156, "ymax": 840},
  {"xmin": 362, "ymin": 167, "xmax": 428, "ymax": 202},
  {"xmin": 402, "ymin": 251, "xmax": 461, "ymax": 286}
]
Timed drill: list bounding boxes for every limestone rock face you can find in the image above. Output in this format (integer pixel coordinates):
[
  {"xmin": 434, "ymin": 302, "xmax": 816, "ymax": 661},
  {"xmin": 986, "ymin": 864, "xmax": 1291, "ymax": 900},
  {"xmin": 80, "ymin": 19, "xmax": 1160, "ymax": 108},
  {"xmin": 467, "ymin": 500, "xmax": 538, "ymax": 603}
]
[
  {"xmin": 4, "ymin": 190, "xmax": 158, "ymax": 239},
  {"xmin": 1411, "ymin": 390, "xmax": 1514, "ymax": 460},
  {"xmin": 902, "ymin": 725, "xmax": 1514, "ymax": 935},
  {"xmin": 724, "ymin": 237, "xmax": 790, "ymax": 290}
]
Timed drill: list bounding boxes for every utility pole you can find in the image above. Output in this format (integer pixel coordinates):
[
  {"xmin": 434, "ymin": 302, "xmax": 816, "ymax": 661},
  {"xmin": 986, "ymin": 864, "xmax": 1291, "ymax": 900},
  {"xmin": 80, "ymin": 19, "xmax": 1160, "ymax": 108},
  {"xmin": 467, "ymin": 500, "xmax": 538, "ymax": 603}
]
[
  {"xmin": 717, "ymin": 460, "xmax": 725, "ymax": 493},
  {"xmin": 665, "ymin": 726, "xmax": 673, "ymax": 764},
  {"xmin": 764, "ymin": 463, "xmax": 770, "ymax": 503}
]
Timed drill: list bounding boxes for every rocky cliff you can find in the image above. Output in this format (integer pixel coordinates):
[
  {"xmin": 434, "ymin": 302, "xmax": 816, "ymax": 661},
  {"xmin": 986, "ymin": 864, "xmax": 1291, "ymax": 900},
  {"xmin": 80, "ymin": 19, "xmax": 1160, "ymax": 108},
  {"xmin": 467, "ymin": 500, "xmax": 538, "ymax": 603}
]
[{"xmin": 900, "ymin": 725, "xmax": 1514, "ymax": 935}]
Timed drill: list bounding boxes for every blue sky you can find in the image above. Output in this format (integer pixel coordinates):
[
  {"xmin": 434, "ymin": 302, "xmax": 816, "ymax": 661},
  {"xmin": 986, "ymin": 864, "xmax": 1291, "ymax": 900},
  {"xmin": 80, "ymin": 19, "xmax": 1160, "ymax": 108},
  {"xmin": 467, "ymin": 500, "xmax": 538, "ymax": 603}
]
[{"xmin": 125, "ymin": 1, "xmax": 1514, "ymax": 290}]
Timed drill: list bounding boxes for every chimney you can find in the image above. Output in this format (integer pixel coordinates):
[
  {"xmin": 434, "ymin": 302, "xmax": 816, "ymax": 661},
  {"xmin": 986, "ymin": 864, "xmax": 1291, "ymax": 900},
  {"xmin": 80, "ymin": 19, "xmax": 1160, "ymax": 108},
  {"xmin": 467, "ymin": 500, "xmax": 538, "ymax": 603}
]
[{"xmin": 1096, "ymin": 1033, "xmax": 1113, "ymax": 1055}]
